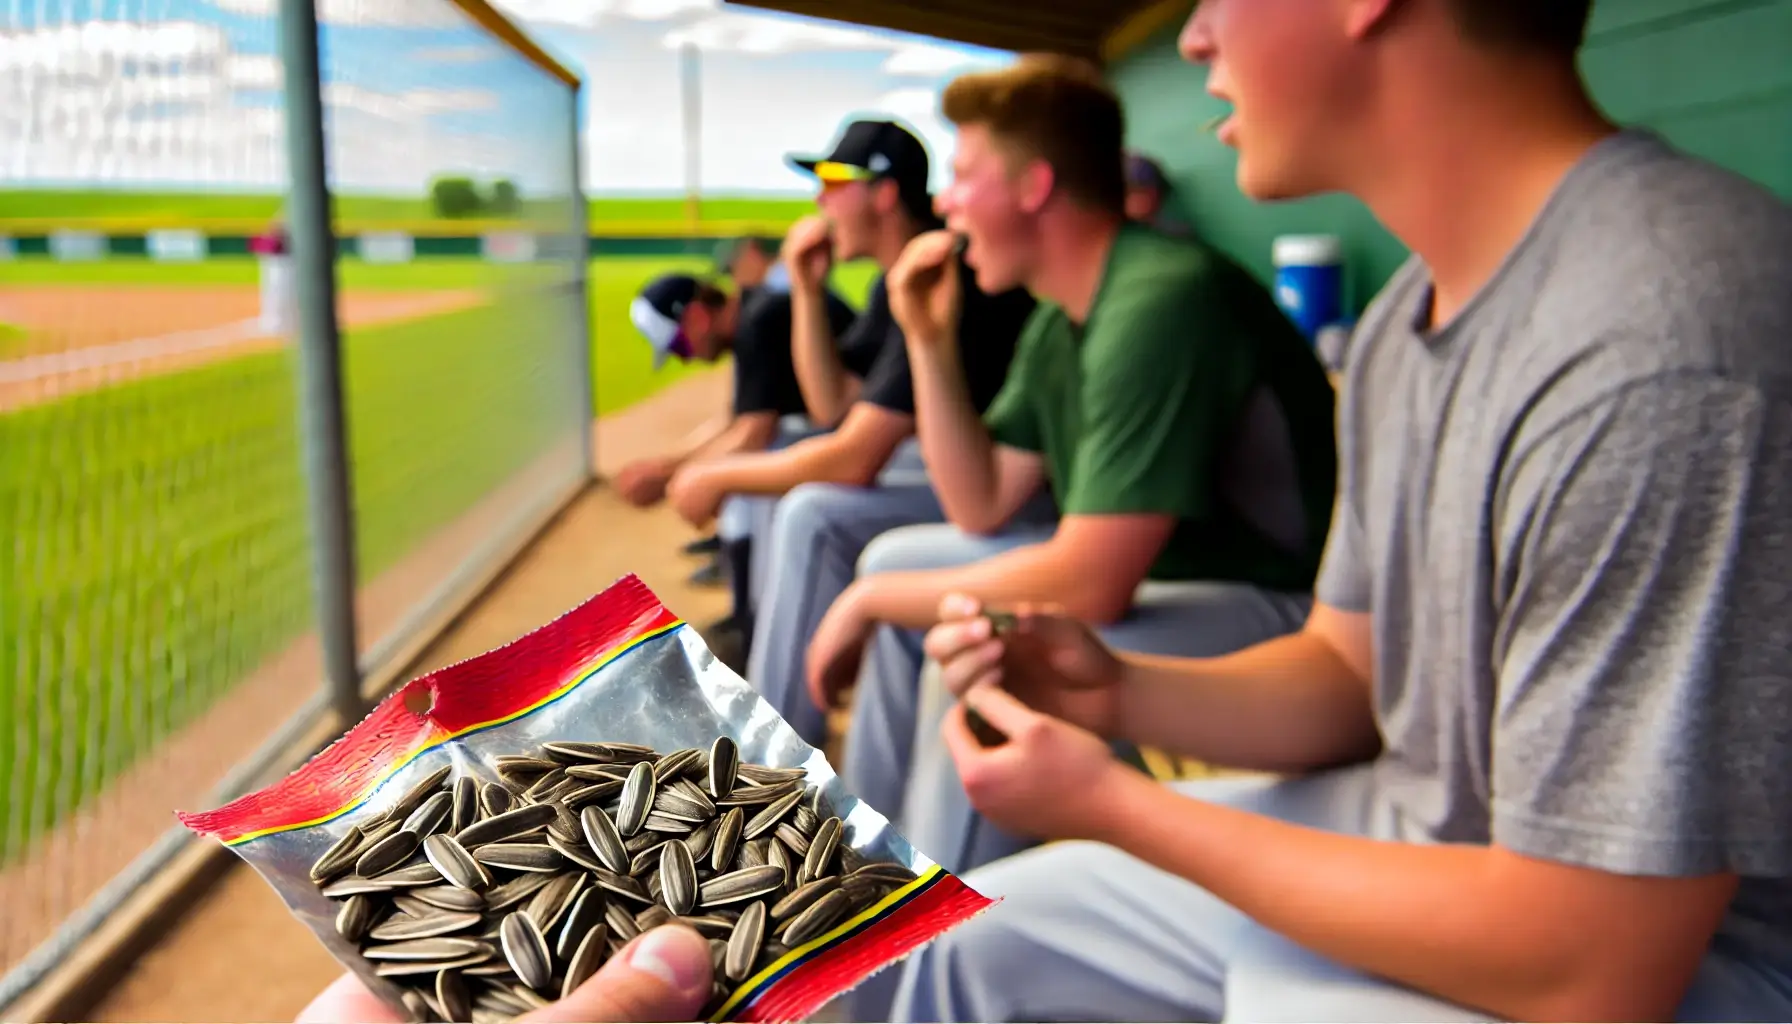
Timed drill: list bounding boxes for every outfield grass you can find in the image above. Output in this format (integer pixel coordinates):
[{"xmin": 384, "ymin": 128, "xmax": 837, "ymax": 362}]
[
  {"xmin": 0, "ymin": 252, "xmax": 880, "ymax": 850},
  {"xmin": 0, "ymin": 322, "xmax": 25, "ymax": 360},
  {"xmin": 0, "ymin": 190, "xmax": 818, "ymax": 236}
]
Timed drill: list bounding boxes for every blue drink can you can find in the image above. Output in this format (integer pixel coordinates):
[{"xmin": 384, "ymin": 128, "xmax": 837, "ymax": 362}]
[{"xmin": 1272, "ymin": 234, "xmax": 1344, "ymax": 342}]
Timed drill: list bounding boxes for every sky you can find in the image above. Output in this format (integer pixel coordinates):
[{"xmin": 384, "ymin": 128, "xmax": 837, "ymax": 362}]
[{"xmin": 0, "ymin": 0, "xmax": 1012, "ymax": 195}]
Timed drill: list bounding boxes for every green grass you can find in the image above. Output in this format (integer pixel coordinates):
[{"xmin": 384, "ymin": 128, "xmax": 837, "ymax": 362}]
[
  {"xmin": 0, "ymin": 322, "xmax": 25, "ymax": 359},
  {"xmin": 0, "ymin": 253, "xmax": 881, "ymax": 850},
  {"xmin": 0, "ymin": 190, "xmax": 817, "ymax": 236}
]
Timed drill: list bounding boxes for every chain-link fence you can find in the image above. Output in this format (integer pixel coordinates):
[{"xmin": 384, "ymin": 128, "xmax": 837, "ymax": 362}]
[{"xmin": 0, "ymin": 0, "xmax": 588, "ymax": 1005}]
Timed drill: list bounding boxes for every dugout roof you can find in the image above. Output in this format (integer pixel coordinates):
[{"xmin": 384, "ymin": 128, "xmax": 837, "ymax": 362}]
[{"xmin": 720, "ymin": 0, "xmax": 1191, "ymax": 64}]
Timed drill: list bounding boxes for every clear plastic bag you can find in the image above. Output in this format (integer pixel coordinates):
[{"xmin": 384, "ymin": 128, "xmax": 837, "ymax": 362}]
[{"xmin": 179, "ymin": 575, "xmax": 991, "ymax": 1023}]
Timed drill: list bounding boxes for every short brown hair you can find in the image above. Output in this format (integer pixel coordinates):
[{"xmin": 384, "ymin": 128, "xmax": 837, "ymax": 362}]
[
  {"xmin": 941, "ymin": 53, "xmax": 1127, "ymax": 217},
  {"xmin": 1447, "ymin": 0, "xmax": 1593, "ymax": 54}
]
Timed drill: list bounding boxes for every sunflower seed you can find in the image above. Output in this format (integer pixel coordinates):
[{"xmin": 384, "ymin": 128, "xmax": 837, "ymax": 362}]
[
  {"xmin": 509, "ymin": 984, "xmax": 550, "ymax": 1010},
  {"xmin": 336, "ymin": 894, "xmax": 377, "ymax": 942},
  {"xmin": 724, "ymin": 900, "xmax": 767, "ymax": 982},
  {"xmin": 579, "ymin": 805, "xmax": 630, "ymax": 874},
  {"xmin": 709, "ymin": 937, "xmax": 729, "ymax": 975},
  {"xmin": 683, "ymin": 819, "xmax": 717, "ymax": 862},
  {"xmin": 474, "ymin": 986, "xmax": 531, "ymax": 1014},
  {"xmin": 401, "ymin": 988, "xmax": 432, "ymax": 1022},
  {"xmin": 411, "ymin": 885, "xmax": 486, "ymax": 913},
  {"xmin": 653, "ymin": 747, "xmax": 703, "ymax": 781},
  {"xmin": 676, "ymin": 914, "xmax": 736, "ymax": 937},
  {"xmin": 484, "ymin": 870, "xmax": 553, "ymax": 912},
  {"xmin": 736, "ymin": 837, "xmax": 768, "ymax": 871},
  {"xmin": 848, "ymin": 862, "xmax": 919, "ymax": 886},
  {"xmin": 653, "ymin": 787, "xmax": 714, "ymax": 823},
  {"xmin": 454, "ymin": 803, "xmax": 557, "ymax": 848},
  {"xmin": 791, "ymin": 806, "xmax": 818, "ymax": 836},
  {"xmin": 700, "ymin": 865, "xmax": 785, "ymax": 907},
  {"xmin": 801, "ymin": 817, "xmax": 842, "ymax": 887},
  {"xmin": 374, "ymin": 953, "xmax": 491, "ymax": 977},
  {"xmin": 392, "ymin": 892, "xmax": 438, "ymax": 918},
  {"xmin": 767, "ymin": 838, "xmax": 793, "ymax": 887},
  {"xmin": 642, "ymin": 812, "xmax": 695, "ymax": 835},
  {"xmin": 735, "ymin": 764, "xmax": 806, "ymax": 786},
  {"xmin": 364, "ymin": 936, "xmax": 492, "ymax": 961},
  {"xmin": 356, "ymin": 829, "xmax": 422, "ymax": 878},
  {"xmin": 387, "ymin": 766, "xmax": 453, "ymax": 824},
  {"xmin": 707, "ymin": 737, "xmax": 740, "ymax": 798},
  {"xmin": 494, "ymin": 756, "xmax": 557, "ymax": 782},
  {"xmin": 630, "ymin": 842, "xmax": 668, "ymax": 877},
  {"xmin": 635, "ymin": 904, "xmax": 673, "ymax": 931},
  {"xmin": 775, "ymin": 822, "xmax": 810, "ymax": 858},
  {"xmin": 524, "ymin": 871, "xmax": 587, "ymax": 934},
  {"xmin": 699, "ymin": 806, "xmax": 744, "ymax": 873},
  {"xmin": 478, "ymin": 782, "xmax": 512, "ymax": 819},
  {"xmin": 423, "ymin": 834, "xmax": 490, "ymax": 892},
  {"xmin": 311, "ymin": 826, "xmax": 368, "ymax": 884},
  {"xmin": 782, "ymin": 887, "xmax": 852, "ymax": 947},
  {"xmin": 565, "ymin": 762, "xmax": 626, "ymax": 781},
  {"xmin": 402, "ymin": 792, "xmax": 453, "ymax": 838},
  {"xmin": 604, "ymin": 899, "xmax": 640, "ymax": 942},
  {"xmin": 715, "ymin": 779, "xmax": 801, "ymax": 807},
  {"xmin": 554, "ymin": 886, "xmax": 606, "ymax": 959},
  {"xmin": 623, "ymin": 829, "xmax": 666, "ymax": 856},
  {"xmin": 463, "ymin": 961, "xmax": 520, "ymax": 979},
  {"xmin": 560, "ymin": 779, "xmax": 626, "ymax": 807},
  {"xmin": 743, "ymin": 789, "xmax": 803, "ymax": 841},
  {"xmin": 320, "ymin": 876, "xmax": 395, "ymax": 898},
  {"xmin": 605, "ymin": 742, "xmax": 660, "ymax": 759},
  {"xmin": 770, "ymin": 876, "xmax": 840, "ymax": 921},
  {"xmin": 591, "ymin": 867, "xmax": 652, "ymax": 903},
  {"xmin": 369, "ymin": 861, "xmax": 446, "ymax": 888},
  {"xmin": 369, "ymin": 911, "xmax": 482, "ymax": 942},
  {"xmin": 806, "ymin": 786, "xmax": 828, "ymax": 818},
  {"xmin": 472, "ymin": 842, "xmax": 566, "ymax": 873},
  {"xmin": 545, "ymin": 830, "xmax": 606, "ymax": 872},
  {"xmin": 660, "ymin": 837, "xmax": 698, "ymax": 915},
  {"xmin": 616, "ymin": 761, "xmax": 655, "ymax": 837},
  {"xmin": 433, "ymin": 969, "xmax": 469, "ymax": 1023},
  {"xmin": 499, "ymin": 912, "xmax": 552, "ymax": 992},
  {"xmin": 560, "ymin": 922, "xmax": 608, "ymax": 999},
  {"xmin": 543, "ymin": 741, "xmax": 616, "ymax": 764}
]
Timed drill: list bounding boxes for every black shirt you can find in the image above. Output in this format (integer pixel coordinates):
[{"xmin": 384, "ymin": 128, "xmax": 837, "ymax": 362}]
[
  {"xmin": 847, "ymin": 262, "xmax": 1038, "ymax": 416},
  {"xmin": 731, "ymin": 285, "xmax": 860, "ymax": 418}
]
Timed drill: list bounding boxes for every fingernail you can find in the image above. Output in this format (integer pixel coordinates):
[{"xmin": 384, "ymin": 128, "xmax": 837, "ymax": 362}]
[{"xmin": 628, "ymin": 925, "xmax": 712, "ymax": 999}]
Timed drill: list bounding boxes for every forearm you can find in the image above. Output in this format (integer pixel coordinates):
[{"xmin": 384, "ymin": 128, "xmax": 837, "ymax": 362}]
[
  {"xmin": 908, "ymin": 345, "xmax": 1004, "ymax": 530},
  {"xmin": 683, "ymin": 414, "xmax": 777, "ymax": 465},
  {"xmin": 788, "ymin": 284, "xmax": 857, "ymax": 426},
  {"xmin": 702, "ymin": 435, "xmax": 882, "ymax": 497},
  {"xmin": 1114, "ymin": 633, "xmax": 1381, "ymax": 772},
  {"xmin": 1095, "ymin": 774, "xmax": 1668, "ymax": 1021},
  {"xmin": 851, "ymin": 544, "xmax": 1116, "ymax": 630}
]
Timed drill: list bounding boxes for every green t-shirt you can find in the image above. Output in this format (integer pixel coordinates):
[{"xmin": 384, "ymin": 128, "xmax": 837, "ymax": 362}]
[{"xmin": 983, "ymin": 223, "xmax": 1337, "ymax": 590}]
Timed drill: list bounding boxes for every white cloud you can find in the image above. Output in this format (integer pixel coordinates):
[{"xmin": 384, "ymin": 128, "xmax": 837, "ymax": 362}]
[
  {"xmin": 206, "ymin": 0, "xmax": 468, "ymax": 29},
  {"xmin": 489, "ymin": 0, "xmax": 717, "ymax": 29},
  {"xmin": 880, "ymin": 42, "xmax": 1002, "ymax": 77},
  {"xmin": 661, "ymin": 11, "xmax": 888, "ymax": 54},
  {"xmin": 0, "ymin": 20, "xmax": 535, "ymax": 193}
]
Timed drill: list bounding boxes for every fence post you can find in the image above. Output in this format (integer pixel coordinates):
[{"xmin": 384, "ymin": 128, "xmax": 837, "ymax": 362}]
[
  {"xmin": 569, "ymin": 84, "xmax": 596, "ymax": 478},
  {"xmin": 279, "ymin": 0, "xmax": 364, "ymax": 725}
]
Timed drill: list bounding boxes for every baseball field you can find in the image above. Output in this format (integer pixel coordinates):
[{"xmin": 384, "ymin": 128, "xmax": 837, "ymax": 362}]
[{"xmin": 0, "ymin": 197, "xmax": 879, "ymax": 856}]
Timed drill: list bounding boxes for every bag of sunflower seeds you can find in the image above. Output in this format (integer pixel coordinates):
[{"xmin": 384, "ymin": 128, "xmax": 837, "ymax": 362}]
[{"xmin": 178, "ymin": 574, "xmax": 992, "ymax": 1024}]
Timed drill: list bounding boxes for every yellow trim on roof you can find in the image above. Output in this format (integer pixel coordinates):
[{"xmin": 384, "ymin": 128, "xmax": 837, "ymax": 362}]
[
  {"xmin": 446, "ymin": 0, "xmax": 581, "ymax": 87},
  {"xmin": 1100, "ymin": 0, "xmax": 1192, "ymax": 64}
]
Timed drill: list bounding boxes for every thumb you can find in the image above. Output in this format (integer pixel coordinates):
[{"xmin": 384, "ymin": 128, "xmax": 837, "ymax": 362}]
[
  {"xmin": 518, "ymin": 925, "xmax": 713, "ymax": 1023},
  {"xmin": 963, "ymin": 681, "xmax": 1037, "ymax": 734}
]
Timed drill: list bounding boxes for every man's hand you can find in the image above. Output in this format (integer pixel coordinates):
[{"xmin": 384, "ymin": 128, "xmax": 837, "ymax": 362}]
[
  {"xmin": 924, "ymin": 593, "xmax": 1124, "ymax": 736},
  {"xmin": 666, "ymin": 464, "xmax": 726, "ymax": 528},
  {"xmin": 297, "ymin": 925, "xmax": 714, "ymax": 1023},
  {"xmin": 614, "ymin": 457, "xmax": 677, "ymax": 508},
  {"xmin": 780, "ymin": 215, "xmax": 834, "ymax": 291},
  {"xmin": 805, "ymin": 585, "xmax": 877, "ymax": 711},
  {"xmin": 942, "ymin": 682, "xmax": 1127, "ymax": 841},
  {"xmin": 888, "ymin": 229, "xmax": 964, "ymax": 349}
]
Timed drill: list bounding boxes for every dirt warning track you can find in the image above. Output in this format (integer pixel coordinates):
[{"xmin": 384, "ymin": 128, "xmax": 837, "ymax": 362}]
[{"xmin": 0, "ymin": 285, "xmax": 485, "ymax": 414}]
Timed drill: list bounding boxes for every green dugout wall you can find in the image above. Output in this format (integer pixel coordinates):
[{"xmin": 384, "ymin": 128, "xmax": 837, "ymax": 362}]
[{"xmin": 1108, "ymin": 0, "xmax": 1792, "ymax": 319}]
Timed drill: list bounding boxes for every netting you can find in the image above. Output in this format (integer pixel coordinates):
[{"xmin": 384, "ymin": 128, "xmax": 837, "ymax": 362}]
[{"xmin": 0, "ymin": 0, "xmax": 585, "ymax": 991}]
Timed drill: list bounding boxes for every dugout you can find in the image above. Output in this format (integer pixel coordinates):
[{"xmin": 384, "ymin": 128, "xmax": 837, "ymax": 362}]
[{"xmin": 725, "ymin": 0, "xmax": 1792, "ymax": 321}]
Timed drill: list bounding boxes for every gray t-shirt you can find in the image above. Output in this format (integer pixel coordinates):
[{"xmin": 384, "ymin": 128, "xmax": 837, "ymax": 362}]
[{"xmin": 1319, "ymin": 130, "xmax": 1792, "ymax": 971}]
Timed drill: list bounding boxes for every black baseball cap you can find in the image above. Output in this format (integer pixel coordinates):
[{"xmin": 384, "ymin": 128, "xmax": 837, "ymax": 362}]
[
  {"xmin": 630, "ymin": 273, "xmax": 706, "ymax": 370},
  {"xmin": 787, "ymin": 119, "xmax": 933, "ymax": 217}
]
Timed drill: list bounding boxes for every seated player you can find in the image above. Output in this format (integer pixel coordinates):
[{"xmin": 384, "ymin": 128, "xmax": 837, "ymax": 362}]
[
  {"xmin": 806, "ymin": 54, "xmax": 1337, "ymax": 882},
  {"xmin": 660, "ymin": 119, "xmax": 1037, "ymax": 729}
]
